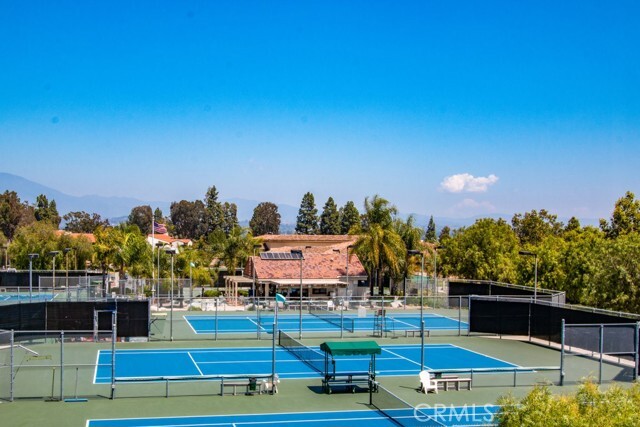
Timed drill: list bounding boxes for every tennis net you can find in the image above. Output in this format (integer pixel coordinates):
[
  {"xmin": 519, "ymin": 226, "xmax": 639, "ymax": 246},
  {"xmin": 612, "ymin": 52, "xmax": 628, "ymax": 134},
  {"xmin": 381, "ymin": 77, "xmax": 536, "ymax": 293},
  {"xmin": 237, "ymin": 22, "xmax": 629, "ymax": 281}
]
[
  {"xmin": 278, "ymin": 331, "xmax": 329, "ymax": 374},
  {"xmin": 370, "ymin": 382, "xmax": 445, "ymax": 427},
  {"xmin": 308, "ymin": 304, "xmax": 355, "ymax": 332}
]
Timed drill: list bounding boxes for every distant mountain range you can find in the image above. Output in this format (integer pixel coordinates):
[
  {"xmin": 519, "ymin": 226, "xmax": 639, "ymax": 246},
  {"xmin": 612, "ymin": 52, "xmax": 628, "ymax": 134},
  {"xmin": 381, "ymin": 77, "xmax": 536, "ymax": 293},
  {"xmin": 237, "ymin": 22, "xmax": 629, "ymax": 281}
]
[
  {"xmin": 0, "ymin": 172, "xmax": 301, "ymax": 226},
  {"xmin": 0, "ymin": 172, "xmax": 598, "ymax": 231}
]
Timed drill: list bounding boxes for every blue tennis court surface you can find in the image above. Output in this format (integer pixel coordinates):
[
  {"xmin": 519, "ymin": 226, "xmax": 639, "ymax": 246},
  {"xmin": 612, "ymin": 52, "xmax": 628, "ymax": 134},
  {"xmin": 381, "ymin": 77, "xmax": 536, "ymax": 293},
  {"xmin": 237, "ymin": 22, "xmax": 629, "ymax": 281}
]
[
  {"xmin": 0, "ymin": 292, "xmax": 55, "ymax": 302},
  {"xmin": 94, "ymin": 344, "xmax": 517, "ymax": 383},
  {"xmin": 184, "ymin": 313, "xmax": 467, "ymax": 334},
  {"xmin": 88, "ymin": 406, "xmax": 499, "ymax": 426}
]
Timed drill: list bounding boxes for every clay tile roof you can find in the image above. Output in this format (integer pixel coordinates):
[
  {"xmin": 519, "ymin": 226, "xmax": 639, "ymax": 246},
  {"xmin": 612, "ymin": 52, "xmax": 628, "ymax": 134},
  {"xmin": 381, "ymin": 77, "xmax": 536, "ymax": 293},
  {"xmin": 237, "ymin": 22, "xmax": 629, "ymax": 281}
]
[
  {"xmin": 257, "ymin": 234, "xmax": 357, "ymax": 243},
  {"xmin": 250, "ymin": 251, "xmax": 366, "ymax": 280}
]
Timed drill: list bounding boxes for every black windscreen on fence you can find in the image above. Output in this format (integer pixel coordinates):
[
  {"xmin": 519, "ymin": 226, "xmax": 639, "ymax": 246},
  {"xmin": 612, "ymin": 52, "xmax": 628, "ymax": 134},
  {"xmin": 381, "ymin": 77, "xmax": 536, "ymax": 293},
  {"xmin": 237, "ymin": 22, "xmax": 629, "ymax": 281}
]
[
  {"xmin": 565, "ymin": 324, "xmax": 637, "ymax": 355},
  {"xmin": 0, "ymin": 302, "xmax": 46, "ymax": 331},
  {"xmin": 470, "ymin": 297, "xmax": 638, "ymax": 348},
  {"xmin": 0, "ymin": 300, "xmax": 149, "ymax": 337}
]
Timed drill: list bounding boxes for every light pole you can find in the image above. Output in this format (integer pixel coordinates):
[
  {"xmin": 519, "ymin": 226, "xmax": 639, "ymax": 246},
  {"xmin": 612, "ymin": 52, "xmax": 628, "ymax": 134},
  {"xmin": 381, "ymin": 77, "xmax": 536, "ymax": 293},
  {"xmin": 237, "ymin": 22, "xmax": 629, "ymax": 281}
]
[
  {"xmin": 2, "ymin": 243, "xmax": 8, "ymax": 268},
  {"xmin": 28, "ymin": 253, "xmax": 39, "ymax": 303},
  {"xmin": 63, "ymin": 248, "xmax": 72, "ymax": 301},
  {"xmin": 49, "ymin": 251, "xmax": 60, "ymax": 292},
  {"xmin": 165, "ymin": 248, "xmax": 176, "ymax": 341},
  {"xmin": 519, "ymin": 251, "xmax": 538, "ymax": 302},
  {"xmin": 408, "ymin": 249, "xmax": 425, "ymax": 371},
  {"xmin": 252, "ymin": 244, "xmax": 261, "ymax": 301},
  {"xmin": 291, "ymin": 249, "xmax": 304, "ymax": 339},
  {"xmin": 433, "ymin": 245, "xmax": 442, "ymax": 297},
  {"xmin": 156, "ymin": 242, "xmax": 163, "ymax": 308}
]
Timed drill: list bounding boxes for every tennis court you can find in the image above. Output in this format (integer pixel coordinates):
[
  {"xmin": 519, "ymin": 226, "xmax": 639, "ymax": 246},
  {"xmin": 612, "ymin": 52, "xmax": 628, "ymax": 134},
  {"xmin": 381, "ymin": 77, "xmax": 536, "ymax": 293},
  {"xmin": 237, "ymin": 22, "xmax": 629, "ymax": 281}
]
[
  {"xmin": 184, "ymin": 313, "xmax": 466, "ymax": 335},
  {"xmin": 94, "ymin": 343, "xmax": 518, "ymax": 383},
  {"xmin": 0, "ymin": 292, "xmax": 55, "ymax": 302},
  {"xmin": 87, "ymin": 406, "xmax": 499, "ymax": 427}
]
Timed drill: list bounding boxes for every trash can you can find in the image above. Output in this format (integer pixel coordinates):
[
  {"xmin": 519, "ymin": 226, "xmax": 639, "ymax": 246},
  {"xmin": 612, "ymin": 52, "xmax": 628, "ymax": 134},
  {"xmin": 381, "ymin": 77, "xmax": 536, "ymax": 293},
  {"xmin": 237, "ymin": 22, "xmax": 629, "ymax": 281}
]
[{"xmin": 249, "ymin": 377, "xmax": 257, "ymax": 392}]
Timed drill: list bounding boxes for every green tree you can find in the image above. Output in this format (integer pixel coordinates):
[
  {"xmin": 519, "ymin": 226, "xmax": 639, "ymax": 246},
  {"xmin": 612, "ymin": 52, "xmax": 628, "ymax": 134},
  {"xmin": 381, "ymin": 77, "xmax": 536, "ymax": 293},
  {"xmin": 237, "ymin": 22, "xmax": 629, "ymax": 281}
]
[
  {"xmin": 511, "ymin": 209, "xmax": 563, "ymax": 246},
  {"xmin": 112, "ymin": 224, "xmax": 152, "ymax": 279},
  {"xmin": 170, "ymin": 200, "xmax": 208, "ymax": 239},
  {"xmin": 339, "ymin": 201, "xmax": 360, "ymax": 234},
  {"xmin": 204, "ymin": 185, "xmax": 225, "ymax": 235},
  {"xmin": 295, "ymin": 192, "xmax": 319, "ymax": 235},
  {"xmin": 249, "ymin": 202, "xmax": 280, "ymax": 235},
  {"xmin": 352, "ymin": 195, "xmax": 405, "ymax": 295},
  {"xmin": 425, "ymin": 216, "xmax": 437, "ymax": 242},
  {"xmin": 63, "ymin": 211, "xmax": 109, "ymax": 233},
  {"xmin": 600, "ymin": 191, "xmax": 640, "ymax": 238},
  {"xmin": 587, "ymin": 232, "xmax": 640, "ymax": 313},
  {"xmin": 441, "ymin": 218, "xmax": 519, "ymax": 282},
  {"xmin": 319, "ymin": 197, "xmax": 341, "ymax": 235},
  {"xmin": 558, "ymin": 226, "xmax": 606, "ymax": 304},
  {"xmin": 8, "ymin": 221, "xmax": 61, "ymax": 269},
  {"xmin": 496, "ymin": 382, "xmax": 640, "ymax": 427},
  {"xmin": 565, "ymin": 216, "xmax": 581, "ymax": 233},
  {"xmin": 128, "ymin": 205, "xmax": 152, "ymax": 234},
  {"xmin": 153, "ymin": 207, "xmax": 164, "ymax": 222},
  {"xmin": 394, "ymin": 215, "xmax": 424, "ymax": 294},
  {"xmin": 0, "ymin": 190, "xmax": 34, "ymax": 240},
  {"xmin": 210, "ymin": 226, "xmax": 261, "ymax": 278},
  {"xmin": 34, "ymin": 194, "xmax": 61, "ymax": 227},
  {"xmin": 222, "ymin": 202, "xmax": 239, "ymax": 235},
  {"xmin": 438, "ymin": 225, "xmax": 451, "ymax": 242}
]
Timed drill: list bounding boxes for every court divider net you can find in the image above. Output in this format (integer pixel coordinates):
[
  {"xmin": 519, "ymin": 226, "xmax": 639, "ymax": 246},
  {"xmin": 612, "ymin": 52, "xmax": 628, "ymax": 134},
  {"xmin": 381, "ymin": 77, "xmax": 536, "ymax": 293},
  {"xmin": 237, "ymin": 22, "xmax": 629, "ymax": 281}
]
[
  {"xmin": 370, "ymin": 382, "xmax": 445, "ymax": 427},
  {"xmin": 308, "ymin": 304, "xmax": 355, "ymax": 333},
  {"xmin": 278, "ymin": 331, "xmax": 329, "ymax": 374}
]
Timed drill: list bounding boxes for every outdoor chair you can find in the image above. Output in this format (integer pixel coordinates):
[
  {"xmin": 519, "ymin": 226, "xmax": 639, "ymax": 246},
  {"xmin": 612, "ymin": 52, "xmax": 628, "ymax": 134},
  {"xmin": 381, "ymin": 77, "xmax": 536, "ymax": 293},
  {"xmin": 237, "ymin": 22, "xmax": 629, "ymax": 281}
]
[{"xmin": 419, "ymin": 370, "xmax": 438, "ymax": 394}]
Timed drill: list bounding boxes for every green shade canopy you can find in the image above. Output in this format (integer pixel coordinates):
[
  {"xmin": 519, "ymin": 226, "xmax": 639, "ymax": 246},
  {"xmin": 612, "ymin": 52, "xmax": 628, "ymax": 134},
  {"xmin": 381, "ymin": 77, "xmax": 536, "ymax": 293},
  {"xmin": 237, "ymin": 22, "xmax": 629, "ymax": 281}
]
[{"xmin": 320, "ymin": 341, "xmax": 382, "ymax": 356}]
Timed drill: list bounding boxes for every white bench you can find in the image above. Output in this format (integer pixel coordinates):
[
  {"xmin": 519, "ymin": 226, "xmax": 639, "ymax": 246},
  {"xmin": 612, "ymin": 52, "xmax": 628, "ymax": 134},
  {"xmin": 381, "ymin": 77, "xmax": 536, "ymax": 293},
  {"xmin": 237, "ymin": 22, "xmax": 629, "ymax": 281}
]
[
  {"xmin": 433, "ymin": 375, "xmax": 472, "ymax": 391},
  {"xmin": 220, "ymin": 379, "xmax": 265, "ymax": 396}
]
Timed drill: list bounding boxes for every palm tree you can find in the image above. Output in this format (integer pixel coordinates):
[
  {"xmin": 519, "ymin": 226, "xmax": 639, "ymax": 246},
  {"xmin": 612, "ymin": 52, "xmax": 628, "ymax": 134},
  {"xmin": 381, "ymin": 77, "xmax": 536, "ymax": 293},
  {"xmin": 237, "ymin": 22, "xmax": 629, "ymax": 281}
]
[
  {"xmin": 394, "ymin": 215, "xmax": 425, "ymax": 295},
  {"xmin": 212, "ymin": 226, "xmax": 262, "ymax": 277},
  {"xmin": 352, "ymin": 195, "xmax": 405, "ymax": 296}
]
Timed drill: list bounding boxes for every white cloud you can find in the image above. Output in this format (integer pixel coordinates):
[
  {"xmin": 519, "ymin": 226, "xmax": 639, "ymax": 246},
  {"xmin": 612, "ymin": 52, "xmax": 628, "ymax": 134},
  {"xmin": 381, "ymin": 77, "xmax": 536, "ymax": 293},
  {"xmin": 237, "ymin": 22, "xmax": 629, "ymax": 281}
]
[{"xmin": 439, "ymin": 173, "xmax": 499, "ymax": 193}]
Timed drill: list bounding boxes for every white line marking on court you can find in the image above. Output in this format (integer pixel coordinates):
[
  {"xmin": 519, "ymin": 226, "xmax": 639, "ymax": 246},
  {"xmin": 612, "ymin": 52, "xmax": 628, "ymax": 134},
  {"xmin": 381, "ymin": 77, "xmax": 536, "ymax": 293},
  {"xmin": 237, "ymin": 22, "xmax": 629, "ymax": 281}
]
[
  {"xmin": 447, "ymin": 343, "xmax": 520, "ymax": 367},
  {"xmin": 246, "ymin": 317, "xmax": 267, "ymax": 331},
  {"xmin": 382, "ymin": 347, "xmax": 423, "ymax": 368},
  {"xmin": 387, "ymin": 317, "xmax": 418, "ymax": 329},
  {"xmin": 187, "ymin": 351, "xmax": 204, "ymax": 376}
]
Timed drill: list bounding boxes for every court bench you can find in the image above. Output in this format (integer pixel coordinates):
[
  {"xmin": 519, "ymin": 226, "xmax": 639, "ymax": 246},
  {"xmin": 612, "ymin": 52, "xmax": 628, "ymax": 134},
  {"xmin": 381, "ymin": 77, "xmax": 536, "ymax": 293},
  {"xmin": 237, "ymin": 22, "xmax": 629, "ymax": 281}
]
[
  {"xmin": 323, "ymin": 372, "xmax": 371, "ymax": 394},
  {"xmin": 220, "ymin": 377, "xmax": 266, "ymax": 396},
  {"xmin": 404, "ymin": 329, "xmax": 430, "ymax": 338},
  {"xmin": 432, "ymin": 375, "xmax": 472, "ymax": 391}
]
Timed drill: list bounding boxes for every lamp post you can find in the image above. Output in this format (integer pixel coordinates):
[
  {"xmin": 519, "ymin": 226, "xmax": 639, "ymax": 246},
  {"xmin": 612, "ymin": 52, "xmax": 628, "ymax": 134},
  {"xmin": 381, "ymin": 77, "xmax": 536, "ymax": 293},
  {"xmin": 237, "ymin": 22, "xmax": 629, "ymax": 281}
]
[
  {"xmin": 433, "ymin": 245, "xmax": 442, "ymax": 297},
  {"xmin": 252, "ymin": 244, "xmax": 261, "ymax": 301},
  {"xmin": 408, "ymin": 249, "xmax": 425, "ymax": 371},
  {"xmin": 519, "ymin": 251, "xmax": 538, "ymax": 302},
  {"xmin": 156, "ymin": 242, "xmax": 163, "ymax": 308},
  {"xmin": 2, "ymin": 243, "xmax": 8, "ymax": 269},
  {"xmin": 63, "ymin": 248, "xmax": 72, "ymax": 301},
  {"xmin": 165, "ymin": 248, "xmax": 176, "ymax": 341},
  {"xmin": 28, "ymin": 253, "xmax": 39, "ymax": 303},
  {"xmin": 49, "ymin": 251, "xmax": 60, "ymax": 292},
  {"xmin": 291, "ymin": 249, "xmax": 304, "ymax": 339}
]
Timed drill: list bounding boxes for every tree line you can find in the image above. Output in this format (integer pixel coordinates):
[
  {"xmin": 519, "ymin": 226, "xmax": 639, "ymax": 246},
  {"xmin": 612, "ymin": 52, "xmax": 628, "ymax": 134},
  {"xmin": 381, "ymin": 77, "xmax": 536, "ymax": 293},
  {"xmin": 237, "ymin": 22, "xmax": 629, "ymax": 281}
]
[{"xmin": 2, "ymin": 187, "xmax": 639, "ymax": 313}]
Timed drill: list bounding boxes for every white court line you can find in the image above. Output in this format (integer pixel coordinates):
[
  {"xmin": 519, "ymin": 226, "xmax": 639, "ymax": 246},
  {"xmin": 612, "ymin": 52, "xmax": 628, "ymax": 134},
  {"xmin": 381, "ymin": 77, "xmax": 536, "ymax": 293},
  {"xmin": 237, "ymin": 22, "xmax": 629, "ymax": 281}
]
[
  {"xmin": 188, "ymin": 351, "xmax": 204, "ymax": 376},
  {"xmin": 382, "ymin": 347, "xmax": 423, "ymax": 368},
  {"xmin": 387, "ymin": 317, "xmax": 418, "ymax": 329},
  {"xmin": 447, "ymin": 343, "xmax": 520, "ymax": 367}
]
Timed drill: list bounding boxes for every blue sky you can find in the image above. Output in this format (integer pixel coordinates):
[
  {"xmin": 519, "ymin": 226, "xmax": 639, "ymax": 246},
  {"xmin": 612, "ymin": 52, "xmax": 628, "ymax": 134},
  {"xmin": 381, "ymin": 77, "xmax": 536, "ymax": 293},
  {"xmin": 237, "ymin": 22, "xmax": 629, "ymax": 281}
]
[{"xmin": 1, "ymin": 1, "xmax": 639, "ymax": 221}]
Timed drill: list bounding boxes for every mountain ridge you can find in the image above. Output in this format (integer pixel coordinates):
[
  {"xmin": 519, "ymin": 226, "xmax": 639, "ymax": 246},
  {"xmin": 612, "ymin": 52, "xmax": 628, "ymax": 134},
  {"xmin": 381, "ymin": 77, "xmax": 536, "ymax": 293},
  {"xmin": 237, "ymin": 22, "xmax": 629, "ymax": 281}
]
[{"xmin": 0, "ymin": 172, "xmax": 599, "ymax": 229}]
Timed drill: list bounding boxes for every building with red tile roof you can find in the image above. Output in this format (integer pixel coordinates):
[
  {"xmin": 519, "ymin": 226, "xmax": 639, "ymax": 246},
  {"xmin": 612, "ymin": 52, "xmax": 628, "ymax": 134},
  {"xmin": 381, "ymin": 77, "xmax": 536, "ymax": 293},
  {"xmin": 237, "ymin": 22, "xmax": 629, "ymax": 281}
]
[{"xmin": 224, "ymin": 239, "xmax": 368, "ymax": 303}]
